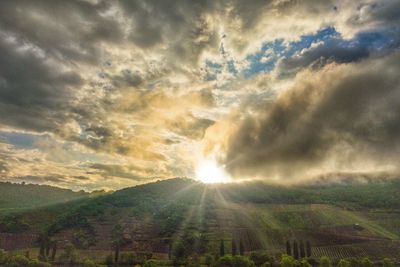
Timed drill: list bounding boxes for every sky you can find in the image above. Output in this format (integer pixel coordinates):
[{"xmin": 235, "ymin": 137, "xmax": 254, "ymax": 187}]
[{"xmin": 1, "ymin": 0, "xmax": 400, "ymax": 190}]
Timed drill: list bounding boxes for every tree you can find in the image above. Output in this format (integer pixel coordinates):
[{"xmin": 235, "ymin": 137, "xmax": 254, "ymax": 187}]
[
  {"xmin": 220, "ymin": 239, "xmax": 225, "ymax": 256},
  {"xmin": 172, "ymin": 240, "xmax": 186, "ymax": 265},
  {"xmin": 293, "ymin": 241, "xmax": 299, "ymax": 260},
  {"xmin": 239, "ymin": 239, "xmax": 244, "ymax": 256},
  {"xmin": 319, "ymin": 256, "xmax": 332, "ymax": 267},
  {"xmin": 50, "ymin": 241, "xmax": 57, "ymax": 261},
  {"xmin": 286, "ymin": 240, "xmax": 292, "ymax": 256},
  {"xmin": 299, "ymin": 241, "xmax": 305, "ymax": 258},
  {"xmin": 111, "ymin": 224, "xmax": 130, "ymax": 264},
  {"xmin": 37, "ymin": 233, "xmax": 50, "ymax": 261},
  {"xmin": 232, "ymin": 239, "xmax": 237, "ymax": 256},
  {"xmin": 306, "ymin": 241, "xmax": 311, "ymax": 257}
]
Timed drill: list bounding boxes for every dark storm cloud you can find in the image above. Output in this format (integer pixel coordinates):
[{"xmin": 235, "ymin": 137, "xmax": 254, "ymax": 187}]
[
  {"xmin": 224, "ymin": 51, "xmax": 400, "ymax": 178},
  {"xmin": 0, "ymin": 35, "xmax": 82, "ymax": 132},
  {"xmin": 0, "ymin": 0, "xmax": 123, "ymax": 64}
]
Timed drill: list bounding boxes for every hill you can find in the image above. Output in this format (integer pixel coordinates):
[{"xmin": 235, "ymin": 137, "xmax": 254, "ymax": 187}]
[
  {"xmin": 0, "ymin": 182, "xmax": 89, "ymax": 212},
  {"xmin": 0, "ymin": 177, "xmax": 399, "ymax": 264}
]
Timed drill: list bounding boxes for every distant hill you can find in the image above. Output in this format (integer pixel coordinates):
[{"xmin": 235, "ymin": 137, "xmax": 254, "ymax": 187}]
[{"xmin": 0, "ymin": 182, "xmax": 89, "ymax": 212}]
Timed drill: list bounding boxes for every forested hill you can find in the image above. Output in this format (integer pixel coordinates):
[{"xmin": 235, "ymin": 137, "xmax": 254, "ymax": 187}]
[{"xmin": 0, "ymin": 182, "xmax": 89, "ymax": 211}]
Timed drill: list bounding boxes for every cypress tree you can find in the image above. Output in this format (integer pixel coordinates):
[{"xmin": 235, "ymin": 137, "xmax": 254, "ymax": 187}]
[
  {"xmin": 232, "ymin": 239, "xmax": 237, "ymax": 256},
  {"xmin": 239, "ymin": 239, "xmax": 244, "ymax": 256},
  {"xmin": 50, "ymin": 242, "xmax": 57, "ymax": 261},
  {"xmin": 306, "ymin": 241, "xmax": 311, "ymax": 257},
  {"xmin": 39, "ymin": 244, "xmax": 45, "ymax": 260},
  {"xmin": 220, "ymin": 239, "xmax": 225, "ymax": 256},
  {"xmin": 114, "ymin": 243, "xmax": 120, "ymax": 263},
  {"xmin": 299, "ymin": 241, "xmax": 305, "ymax": 258},
  {"xmin": 293, "ymin": 240, "xmax": 299, "ymax": 259},
  {"xmin": 286, "ymin": 240, "xmax": 292, "ymax": 256}
]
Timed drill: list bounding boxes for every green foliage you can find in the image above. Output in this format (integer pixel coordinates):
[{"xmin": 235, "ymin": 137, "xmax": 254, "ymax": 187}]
[
  {"xmin": 361, "ymin": 257, "xmax": 373, "ymax": 267},
  {"xmin": 231, "ymin": 240, "xmax": 237, "ymax": 256},
  {"xmin": 58, "ymin": 243, "xmax": 78, "ymax": 265},
  {"xmin": 119, "ymin": 252, "xmax": 137, "ymax": 265},
  {"xmin": 204, "ymin": 253, "xmax": 214, "ymax": 266},
  {"xmin": 143, "ymin": 259, "xmax": 158, "ymax": 267},
  {"xmin": 2, "ymin": 253, "xmax": 51, "ymax": 267},
  {"xmin": 383, "ymin": 258, "xmax": 394, "ymax": 267},
  {"xmin": 215, "ymin": 255, "xmax": 255, "ymax": 267},
  {"xmin": 105, "ymin": 254, "xmax": 113, "ymax": 267},
  {"xmin": 220, "ymin": 239, "xmax": 225, "ymax": 256},
  {"xmin": 300, "ymin": 258, "xmax": 311, "ymax": 267},
  {"xmin": 337, "ymin": 259, "xmax": 351, "ymax": 267},
  {"xmin": 249, "ymin": 251, "xmax": 271, "ymax": 266},
  {"xmin": 280, "ymin": 255, "xmax": 298, "ymax": 267},
  {"xmin": 0, "ymin": 215, "xmax": 30, "ymax": 232},
  {"xmin": 82, "ymin": 258, "xmax": 95, "ymax": 267},
  {"xmin": 319, "ymin": 256, "xmax": 332, "ymax": 267}
]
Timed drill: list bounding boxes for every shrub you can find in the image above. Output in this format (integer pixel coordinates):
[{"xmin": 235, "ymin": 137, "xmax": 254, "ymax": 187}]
[
  {"xmin": 231, "ymin": 256, "xmax": 255, "ymax": 267},
  {"xmin": 280, "ymin": 255, "xmax": 298, "ymax": 267},
  {"xmin": 143, "ymin": 259, "xmax": 158, "ymax": 267},
  {"xmin": 249, "ymin": 251, "xmax": 271, "ymax": 266},
  {"xmin": 120, "ymin": 252, "xmax": 137, "ymax": 265},
  {"xmin": 58, "ymin": 243, "xmax": 78, "ymax": 265},
  {"xmin": 319, "ymin": 256, "xmax": 332, "ymax": 267},
  {"xmin": 361, "ymin": 258, "xmax": 373, "ymax": 267},
  {"xmin": 204, "ymin": 253, "xmax": 214, "ymax": 266},
  {"xmin": 383, "ymin": 258, "xmax": 394, "ymax": 267},
  {"xmin": 214, "ymin": 255, "xmax": 255, "ymax": 267},
  {"xmin": 337, "ymin": 259, "xmax": 351, "ymax": 267}
]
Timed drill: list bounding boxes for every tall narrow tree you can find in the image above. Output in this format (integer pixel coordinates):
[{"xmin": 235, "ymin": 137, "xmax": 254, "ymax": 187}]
[
  {"xmin": 299, "ymin": 241, "xmax": 305, "ymax": 258},
  {"xmin": 306, "ymin": 241, "xmax": 311, "ymax": 257},
  {"xmin": 286, "ymin": 240, "xmax": 292, "ymax": 256},
  {"xmin": 220, "ymin": 239, "xmax": 225, "ymax": 256},
  {"xmin": 239, "ymin": 239, "xmax": 244, "ymax": 256},
  {"xmin": 293, "ymin": 240, "xmax": 299, "ymax": 259},
  {"xmin": 232, "ymin": 239, "xmax": 237, "ymax": 256},
  {"xmin": 50, "ymin": 241, "xmax": 57, "ymax": 261}
]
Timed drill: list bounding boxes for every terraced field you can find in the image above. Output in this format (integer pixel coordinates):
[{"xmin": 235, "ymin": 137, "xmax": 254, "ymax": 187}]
[{"xmin": 201, "ymin": 198, "xmax": 400, "ymax": 259}]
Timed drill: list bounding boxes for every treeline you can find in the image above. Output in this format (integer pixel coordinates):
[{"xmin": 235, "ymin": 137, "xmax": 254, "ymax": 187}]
[{"xmin": 0, "ymin": 246, "xmax": 397, "ymax": 267}]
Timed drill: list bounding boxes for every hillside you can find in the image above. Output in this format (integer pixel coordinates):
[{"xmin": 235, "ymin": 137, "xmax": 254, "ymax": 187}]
[
  {"xmin": 0, "ymin": 178, "xmax": 400, "ymax": 263},
  {"xmin": 0, "ymin": 182, "xmax": 89, "ymax": 212}
]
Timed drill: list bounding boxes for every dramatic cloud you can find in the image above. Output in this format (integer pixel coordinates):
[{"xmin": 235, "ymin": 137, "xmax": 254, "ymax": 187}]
[
  {"xmin": 222, "ymin": 52, "xmax": 400, "ymax": 180},
  {"xmin": 0, "ymin": 0, "xmax": 400, "ymax": 188}
]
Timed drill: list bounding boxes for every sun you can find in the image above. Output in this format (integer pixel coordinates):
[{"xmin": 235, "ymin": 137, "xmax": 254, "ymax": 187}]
[{"xmin": 195, "ymin": 158, "xmax": 231, "ymax": 184}]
